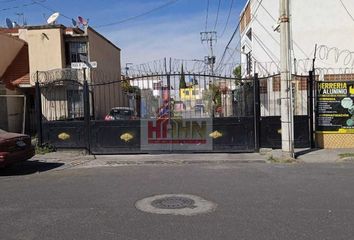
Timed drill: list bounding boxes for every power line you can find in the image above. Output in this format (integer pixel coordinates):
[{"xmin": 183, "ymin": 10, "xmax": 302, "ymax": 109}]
[
  {"xmin": 95, "ymin": 0, "xmax": 180, "ymax": 29},
  {"xmin": 339, "ymin": 0, "xmax": 354, "ymax": 22},
  {"xmin": 0, "ymin": 0, "xmax": 46, "ymax": 12},
  {"xmin": 253, "ymin": 32, "xmax": 280, "ymax": 64},
  {"xmin": 205, "ymin": 0, "xmax": 210, "ymax": 31},
  {"xmin": 217, "ymin": 0, "xmax": 265, "ymax": 69},
  {"xmin": 215, "ymin": 20, "xmax": 241, "ymax": 70},
  {"xmin": 213, "ymin": 0, "xmax": 222, "ymax": 31},
  {"xmin": 219, "ymin": 0, "xmax": 234, "ymax": 38},
  {"xmin": 33, "ymin": 0, "xmax": 72, "ymax": 20},
  {"xmin": 254, "ymin": 0, "xmax": 309, "ymax": 58},
  {"xmin": 0, "ymin": 0, "xmax": 18, "ymax": 3}
]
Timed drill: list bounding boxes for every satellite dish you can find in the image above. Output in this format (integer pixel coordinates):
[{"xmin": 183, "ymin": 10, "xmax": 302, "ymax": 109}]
[
  {"xmin": 47, "ymin": 12, "xmax": 60, "ymax": 24},
  {"xmin": 77, "ymin": 16, "xmax": 88, "ymax": 26},
  {"xmin": 6, "ymin": 18, "xmax": 13, "ymax": 29},
  {"xmin": 71, "ymin": 18, "xmax": 77, "ymax": 27}
]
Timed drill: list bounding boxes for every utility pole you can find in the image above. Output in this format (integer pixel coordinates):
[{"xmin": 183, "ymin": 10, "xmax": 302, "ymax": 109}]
[
  {"xmin": 279, "ymin": 0, "xmax": 294, "ymax": 158},
  {"xmin": 200, "ymin": 31, "xmax": 217, "ymax": 75}
]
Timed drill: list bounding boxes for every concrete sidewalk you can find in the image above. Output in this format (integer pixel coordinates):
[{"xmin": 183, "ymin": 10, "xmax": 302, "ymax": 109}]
[{"xmin": 30, "ymin": 148, "xmax": 354, "ymax": 170}]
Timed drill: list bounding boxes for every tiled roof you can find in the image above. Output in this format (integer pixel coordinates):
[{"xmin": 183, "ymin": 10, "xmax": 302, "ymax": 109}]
[{"xmin": 1, "ymin": 44, "xmax": 30, "ymax": 90}]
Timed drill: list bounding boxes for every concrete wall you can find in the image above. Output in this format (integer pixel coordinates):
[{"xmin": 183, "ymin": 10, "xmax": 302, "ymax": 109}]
[
  {"xmin": 241, "ymin": 0, "xmax": 354, "ymax": 76},
  {"xmin": 240, "ymin": 0, "xmax": 354, "ymax": 148},
  {"xmin": 0, "ymin": 86, "xmax": 25, "ymax": 133},
  {"xmin": 0, "ymin": 33, "xmax": 25, "ymax": 77},
  {"xmin": 24, "ymin": 27, "xmax": 65, "ymax": 84},
  {"xmin": 87, "ymin": 27, "xmax": 128, "ymax": 119}
]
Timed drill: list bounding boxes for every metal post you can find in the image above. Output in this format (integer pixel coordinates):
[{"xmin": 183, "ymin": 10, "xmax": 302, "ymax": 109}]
[
  {"xmin": 83, "ymin": 70, "xmax": 91, "ymax": 153},
  {"xmin": 167, "ymin": 73, "xmax": 172, "ymax": 152},
  {"xmin": 34, "ymin": 71, "xmax": 43, "ymax": 146},
  {"xmin": 280, "ymin": 0, "xmax": 294, "ymax": 158},
  {"xmin": 22, "ymin": 95, "xmax": 26, "ymax": 134},
  {"xmin": 308, "ymin": 70, "xmax": 315, "ymax": 148},
  {"xmin": 254, "ymin": 73, "xmax": 261, "ymax": 152}
]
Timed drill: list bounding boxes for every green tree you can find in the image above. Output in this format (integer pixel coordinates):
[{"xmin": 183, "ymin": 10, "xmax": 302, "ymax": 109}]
[
  {"xmin": 233, "ymin": 65, "xmax": 242, "ymax": 79},
  {"xmin": 202, "ymin": 83, "xmax": 221, "ymax": 115},
  {"xmin": 179, "ymin": 64, "xmax": 187, "ymax": 89}
]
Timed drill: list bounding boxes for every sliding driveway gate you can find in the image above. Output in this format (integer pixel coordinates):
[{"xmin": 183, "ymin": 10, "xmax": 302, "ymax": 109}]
[{"xmin": 35, "ymin": 70, "xmax": 314, "ymax": 154}]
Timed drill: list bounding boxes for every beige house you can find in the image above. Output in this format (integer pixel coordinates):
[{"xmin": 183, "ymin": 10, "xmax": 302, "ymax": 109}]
[{"xmin": 1, "ymin": 24, "xmax": 128, "ymax": 126}]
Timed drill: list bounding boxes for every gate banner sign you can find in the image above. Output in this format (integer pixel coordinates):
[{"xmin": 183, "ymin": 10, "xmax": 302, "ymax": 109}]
[
  {"xmin": 141, "ymin": 118, "xmax": 213, "ymax": 151},
  {"xmin": 317, "ymin": 81, "xmax": 354, "ymax": 133}
]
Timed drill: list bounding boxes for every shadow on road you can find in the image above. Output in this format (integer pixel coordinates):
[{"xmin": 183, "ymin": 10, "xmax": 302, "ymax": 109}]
[{"xmin": 0, "ymin": 160, "xmax": 64, "ymax": 176}]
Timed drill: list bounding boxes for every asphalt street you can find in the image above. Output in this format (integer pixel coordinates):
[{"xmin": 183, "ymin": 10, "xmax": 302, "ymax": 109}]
[{"xmin": 1, "ymin": 162, "xmax": 354, "ymax": 240}]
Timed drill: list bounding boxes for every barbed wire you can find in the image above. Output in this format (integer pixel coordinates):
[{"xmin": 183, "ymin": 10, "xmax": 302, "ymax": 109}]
[{"xmin": 316, "ymin": 45, "xmax": 354, "ymax": 67}]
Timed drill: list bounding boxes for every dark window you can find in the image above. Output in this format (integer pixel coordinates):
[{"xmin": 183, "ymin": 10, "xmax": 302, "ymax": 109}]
[
  {"xmin": 65, "ymin": 42, "xmax": 87, "ymax": 66},
  {"xmin": 246, "ymin": 28, "xmax": 252, "ymax": 41}
]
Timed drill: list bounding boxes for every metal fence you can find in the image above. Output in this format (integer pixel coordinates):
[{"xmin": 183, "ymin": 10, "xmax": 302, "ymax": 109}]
[
  {"xmin": 36, "ymin": 72, "xmax": 261, "ymax": 153},
  {"xmin": 259, "ymin": 74, "xmax": 309, "ymax": 117},
  {"xmin": 35, "ymin": 70, "xmax": 314, "ymax": 152}
]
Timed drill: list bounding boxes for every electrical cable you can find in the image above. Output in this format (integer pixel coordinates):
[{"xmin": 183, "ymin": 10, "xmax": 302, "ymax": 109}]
[
  {"xmin": 213, "ymin": 0, "xmax": 222, "ymax": 31},
  {"xmin": 95, "ymin": 0, "xmax": 180, "ymax": 28},
  {"xmin": 33, "ymin": 0, "xmax": 72, "ymax": 20},
  {"xmin": 0, "ymin": 0, "xmax": 46, "ymax": 12},
  {"xmin": 216, "ymin": 0, "xmax": 264, "ymax": 70},
  {"xmin": 215, "ymin": 20, "xmax": 241, "ymax": 70},
  {"xmin": 254, "ymin": 0, "xmax": 309, "ymax": 59},
  {"xmin": 219, "ymin": 0, "xmax": 234, "ymax": 38},
  {"xmin": 205, "ymin": 0, "xmax": 210, "ymax": 31},
  {"xmin": 0, "ymin": 0, "xmax": 18, "ymax": 3},
  {"xmin": 339, "ymin": 0, "xmax": 354, "ymax": 23},
  {"xmin": 253, "ymin": 32, "xmax": 280, "ymax": 64}
]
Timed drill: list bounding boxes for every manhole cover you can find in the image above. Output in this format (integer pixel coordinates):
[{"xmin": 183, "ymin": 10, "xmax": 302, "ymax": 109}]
[
  {"xmin": 151, "ymin": 196, "xmax": 196, "ymax": 209},
  {"xmin": 135, "ymin": 194, "xmax": 217, "ymax": 216}
]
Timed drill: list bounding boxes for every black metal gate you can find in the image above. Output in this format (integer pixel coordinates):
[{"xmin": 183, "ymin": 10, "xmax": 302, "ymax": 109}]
[
  {"xmin": 36, "ymin": 70, "xmax": 259, "ymax": 153},
  {"xmin": 258, "ymin": 72, "xmax": 314, "ymax": 148},
  {"xmin": 35, "ymin": 69, "xmax": 314, "ymax": 154}
]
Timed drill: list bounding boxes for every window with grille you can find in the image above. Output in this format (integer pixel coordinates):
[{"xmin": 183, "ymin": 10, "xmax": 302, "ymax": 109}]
[
  {"xmin": 246, "ymin": 51, "xmax": 252, "ymax": 75},
  {"xmin": 65, "ymin": 42, "xmax": 88, "ymax": 66}
]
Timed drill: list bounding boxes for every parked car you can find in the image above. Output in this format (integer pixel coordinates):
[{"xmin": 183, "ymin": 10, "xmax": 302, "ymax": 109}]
[
  {"xmin": 104, "ymin": 107, "xmax": 137, "ymax": 120},
  {"xmin": 0, "ymin": 129, "xmax": 35, "ymax": 168}
]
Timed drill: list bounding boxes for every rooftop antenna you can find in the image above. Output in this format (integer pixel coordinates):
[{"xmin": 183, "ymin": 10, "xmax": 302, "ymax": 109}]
[
  {"xmin": 6, "ymin": 18, "xmax": 13, "ymax": 29},
  {"xmin": 47, "ymin": 12, "xmax": 60, "ymax": 25},
  {"xmin": 71, "ymin": 18, "xmax": 77, "ymax": 27},
  {"xmin": 77, "ymin": 16, "xmax": 88, "ymax": 26}
]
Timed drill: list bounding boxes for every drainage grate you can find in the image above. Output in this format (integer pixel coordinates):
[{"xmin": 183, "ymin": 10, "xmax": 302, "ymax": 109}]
[{"xmin": 151, "ymin": 196, "xmax": 196, "ymax": 209}]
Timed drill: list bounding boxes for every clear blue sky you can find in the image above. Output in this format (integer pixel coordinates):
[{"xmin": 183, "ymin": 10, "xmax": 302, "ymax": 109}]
[{"xmin": 0, "ymin": 0, "xmax": 248, "ymax": 66}]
